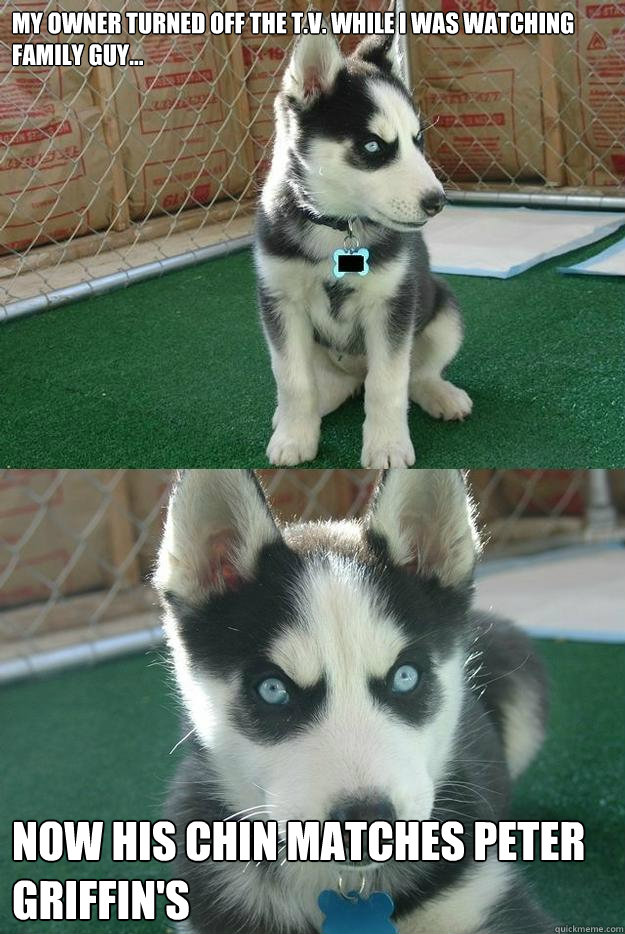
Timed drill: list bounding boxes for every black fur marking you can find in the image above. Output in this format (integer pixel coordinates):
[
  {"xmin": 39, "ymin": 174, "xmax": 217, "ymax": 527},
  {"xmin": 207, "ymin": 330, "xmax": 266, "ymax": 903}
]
[
  {"xmin": 365, "ymin": 227, "xmax": 407, "ymax": 267},
  {"xmin": 352, "ymin": 34, "xmax": 397, "ymax": 77},
  {"xmin": 368, "ymin": 653, "xmax": 441, "ymax": 727},
  {"xmin": 294, "ymin": 65, "xmax": 412, "ymax": 173},
  {"xmin": 323, "ymin": 280, "xmax": 354, "ymax": 320},
  {"xmin": 364, "ymin": 545, "xmax": 474, "ymax": 653},
  {"xmin": 432, "ymin": 274, "xmax": 459, "ymax": 317},
  {"xmin": 233, "ymin": 667, "xmax": 327, "ymax": 744},
  {"xmin": 255, "ymin": 204, "xmax": 312, "ymax": 263},
  {"xmin": 387, "ymin": 272, "xmax": 418, "ymax": 350},
  {"xmin": 258, "ymin": 284, "xmax": 284, "ymax": 350},
  {"xmin": 169, "ymin": 541, "xmax": 304, "ymax": 678},
  {"xmin": 312, "ymin": 327, "xmax": 330, "ymax": 349},
  {"xmin": 314, "ymin": 322, "xmax": 366, "ymax": 356},
  {"xmin": 356, "ymin": 532, "xmax": 476, "ymax": 735},
  {"xmin": 484, "ymin": 878, "xmax": 555, "ymax": 933},
  {"xmin": 297, "ymin": 68, "xmax": 376, "ymax": 149},
  {"xmin": 345, "ymin": 323, "xmax": 367, "ymax": 356},
  {"xmin": 347, "ymin": 135, "xmax": 399, "ymax": 172}
]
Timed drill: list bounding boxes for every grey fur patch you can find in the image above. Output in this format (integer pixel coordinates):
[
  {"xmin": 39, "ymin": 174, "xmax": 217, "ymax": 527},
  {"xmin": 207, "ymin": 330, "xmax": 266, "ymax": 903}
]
[
  {"xmin": 323, "ymin": 279, "xmax": 354, "ymax": 320},
  {"xmin": 485, "ymin": 878, "xmax": 556, "ymax": 933},
  {"xmin": 387, "ymin": 272, "xmax": 418, "ymax": 349},
  {"xmin": 258, "ymin": 284, "xmax": 284, "ymax": 350}
]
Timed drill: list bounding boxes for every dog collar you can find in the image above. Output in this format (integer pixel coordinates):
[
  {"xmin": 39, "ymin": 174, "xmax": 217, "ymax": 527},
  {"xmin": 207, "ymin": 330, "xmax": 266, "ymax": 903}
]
[
  {"xmin": 300, "ymin": 208, "xmax": 376, "ymax": 233},
  {"xmin": 297, "ymin": 209, "xmax": 372, "ymax": 278}
]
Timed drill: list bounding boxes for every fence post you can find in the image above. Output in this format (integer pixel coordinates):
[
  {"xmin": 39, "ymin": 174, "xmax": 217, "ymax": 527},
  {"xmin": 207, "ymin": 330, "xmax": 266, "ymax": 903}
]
[{"xmin": 586, "ymin": 469, "xmax": 617, "ymax": 535}]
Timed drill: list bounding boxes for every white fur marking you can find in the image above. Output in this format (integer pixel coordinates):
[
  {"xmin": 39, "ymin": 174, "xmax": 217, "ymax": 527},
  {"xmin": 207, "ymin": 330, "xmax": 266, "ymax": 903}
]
[{"xmin": 501, "ymin": 686, "xmax": 545, "ymax": 779}]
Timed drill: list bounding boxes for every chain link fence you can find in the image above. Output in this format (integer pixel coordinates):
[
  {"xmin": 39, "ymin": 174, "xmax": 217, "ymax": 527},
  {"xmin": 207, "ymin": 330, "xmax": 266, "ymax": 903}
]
[
  {"xmin": 1, "ymin": 0, "xmax": 623, "ymax": 317},
  {"xmin": 1, "ymin": 468, "xmax": 623, "ymax": 682}
]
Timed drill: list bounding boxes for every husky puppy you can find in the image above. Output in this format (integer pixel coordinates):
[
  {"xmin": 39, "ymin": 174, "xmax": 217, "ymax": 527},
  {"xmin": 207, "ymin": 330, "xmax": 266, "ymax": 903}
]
[
  {"xmin": 256, "ymin": 31, "xmax": 473, "ymax": 467},
  {"xmin": 155, "ymin": 469, "xmax": 552, "ymax": 934}
]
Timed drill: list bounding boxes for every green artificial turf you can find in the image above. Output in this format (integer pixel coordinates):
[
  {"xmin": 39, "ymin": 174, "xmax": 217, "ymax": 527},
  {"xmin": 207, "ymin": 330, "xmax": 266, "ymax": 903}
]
[
  {"xmin": 1, "ymin": 639, "xmax": 624, "ymax": 932},
  {"xmin": 2, "ymin": 228, "xmax": 624, "ymax": 468}
]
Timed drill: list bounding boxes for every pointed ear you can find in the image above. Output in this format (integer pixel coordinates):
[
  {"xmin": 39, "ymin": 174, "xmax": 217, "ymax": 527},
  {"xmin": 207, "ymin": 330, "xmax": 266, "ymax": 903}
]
[
  {"xmin": 282, "ymin": 29, "xmax": 343, "ymax": 105},
  {"xmin": 154, "ymin": 470, "xmax": 280, "ymax": 603},
  {"xmin": 351, "ymin": 33, "xmax": 403, "ymax": 81},
  {"xmin": 366, "ymin": 470, "xmax": 480, "ymax": 587}
]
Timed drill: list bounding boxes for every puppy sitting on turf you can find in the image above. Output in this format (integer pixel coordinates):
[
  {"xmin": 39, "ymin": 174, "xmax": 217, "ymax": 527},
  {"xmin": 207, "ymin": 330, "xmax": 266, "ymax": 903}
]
[
  {"xmin": 155, "ymin": 469, "xmax": 553, "ymax": 933},
  {"xmin": 256, "ymin": 30, "xmax": 472, "ymax": 467}
]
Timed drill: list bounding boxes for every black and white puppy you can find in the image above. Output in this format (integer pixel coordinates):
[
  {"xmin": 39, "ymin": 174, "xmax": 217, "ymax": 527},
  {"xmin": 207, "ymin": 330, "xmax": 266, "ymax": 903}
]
[
  {"xmin": 155, "ymin": 469, "xmax": 552, "ymax": 934},
  {"xmin": 255, "ymin": 32, "xmax": 473, "ymax": 467}
]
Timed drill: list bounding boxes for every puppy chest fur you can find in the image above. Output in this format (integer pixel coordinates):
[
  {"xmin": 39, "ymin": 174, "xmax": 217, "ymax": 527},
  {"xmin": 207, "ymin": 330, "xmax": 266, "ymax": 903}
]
[{"xmin": 257, "ymin": 242, "xmax": 415, "ymax": 357}]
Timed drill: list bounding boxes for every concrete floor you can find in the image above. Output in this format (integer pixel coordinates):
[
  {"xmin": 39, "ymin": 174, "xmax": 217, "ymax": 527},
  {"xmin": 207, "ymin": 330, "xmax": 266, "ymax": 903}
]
[{"xmin": 476, "ymin": 544, "xmax": 625, "ymax": 642}]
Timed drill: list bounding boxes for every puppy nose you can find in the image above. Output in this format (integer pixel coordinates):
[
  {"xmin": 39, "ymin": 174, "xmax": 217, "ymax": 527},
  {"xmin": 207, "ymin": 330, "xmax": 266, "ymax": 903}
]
[
  {"xmin": 329, "ymin": 795, "xmax": 396, "ymax": 824},
  {"xmin": 421, "ymin": 190, "xmax": 446, "ymax": 217}
]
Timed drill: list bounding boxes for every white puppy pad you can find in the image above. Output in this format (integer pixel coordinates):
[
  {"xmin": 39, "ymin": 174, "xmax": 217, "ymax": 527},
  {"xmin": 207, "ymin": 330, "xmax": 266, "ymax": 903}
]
[
  {"xmin": 559, "ymin": 235, "xmax": 625, "ymax": 277},
  {"xmin": 423, "ymin": 205, "xmax": 625, "ymax": 279}
]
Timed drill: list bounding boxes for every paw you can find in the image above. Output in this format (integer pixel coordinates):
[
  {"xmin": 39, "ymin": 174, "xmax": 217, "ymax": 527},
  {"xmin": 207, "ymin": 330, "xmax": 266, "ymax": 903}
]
[
  {"xmin": 267, "ymin": 419, "xmax": 320, "ymax": 465},
  {"xmin": 411, "ymin": 378, "xmax": 473, "ymax": 421},
  {"xmin": 361, "ymin": 428, "xmax": 415, "ymax": 468}
]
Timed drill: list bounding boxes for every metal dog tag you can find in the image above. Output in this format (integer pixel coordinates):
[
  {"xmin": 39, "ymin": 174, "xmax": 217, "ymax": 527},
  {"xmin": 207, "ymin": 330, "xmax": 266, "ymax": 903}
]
[
  {"xmin": 319, "ymin": 888, "xmax": 397, "ymax": 934},
  {"xmin": 332, "ymin": 248, "xmax": 370, "ymax": 279},
  {"xmin": 332, "ymin": 218, "xmax": 369, "ymax": 279}
]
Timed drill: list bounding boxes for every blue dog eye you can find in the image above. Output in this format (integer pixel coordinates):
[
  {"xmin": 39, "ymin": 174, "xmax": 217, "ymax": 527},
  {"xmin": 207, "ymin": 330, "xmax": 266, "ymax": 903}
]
[
  {"xmin": 364, "ymin": 139, "xmax": 381, "ymax": 153},
  {"xmin": 391, "ymin": 664, "xmax": 419, "ymax": 694},
  {"xmin": 257, "ymin": 677, "xmax": 290, "ymax": 705}
]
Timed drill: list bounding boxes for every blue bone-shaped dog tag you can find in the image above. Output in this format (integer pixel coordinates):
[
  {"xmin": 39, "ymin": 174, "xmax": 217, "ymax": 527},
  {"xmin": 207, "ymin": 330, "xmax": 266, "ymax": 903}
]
[
  {"xmin": 333, "ymin": 248, "xmax": 370, "ymax": 279},
  {"xmin": 319, "ymin": 889, "xmax": 397, "ymax": 934}
]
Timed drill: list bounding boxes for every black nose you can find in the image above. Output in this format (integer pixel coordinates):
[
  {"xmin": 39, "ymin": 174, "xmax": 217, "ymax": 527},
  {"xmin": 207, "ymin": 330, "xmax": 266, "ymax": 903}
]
[
  {"xmin": 329, "ymin": 795, "xmax": 396, "ymax": 825},
  {"xmin": 421, "ymin": 190, "xmax": 446, "ymax": 217}
]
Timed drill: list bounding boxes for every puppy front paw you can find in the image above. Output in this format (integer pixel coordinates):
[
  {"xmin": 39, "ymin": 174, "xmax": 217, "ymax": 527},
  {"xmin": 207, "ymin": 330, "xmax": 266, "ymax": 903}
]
[
  {"xmin": 267, "ymin": 418, "xmax": 320, "ymax": 465},
  {"xmin": 361, "ymin": 425, "xmax": 415, "ymax": 468},
  {"xmin": 410, "ymin": 378, "xmax": 473, "ymax": 421}
]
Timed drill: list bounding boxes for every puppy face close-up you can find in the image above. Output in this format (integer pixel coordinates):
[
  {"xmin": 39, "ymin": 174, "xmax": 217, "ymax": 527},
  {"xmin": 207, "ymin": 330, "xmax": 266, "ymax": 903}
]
[
  {"xmin": 156, "ymin": 471, "xmax": 478, "ymax": 844},
  {"xmin": 278, "ymin": 33, "xmax": 446, "ymax": 229},
  {"xmin": 155, "ymin": 469, "xmax": 559, "ymax": 934}
]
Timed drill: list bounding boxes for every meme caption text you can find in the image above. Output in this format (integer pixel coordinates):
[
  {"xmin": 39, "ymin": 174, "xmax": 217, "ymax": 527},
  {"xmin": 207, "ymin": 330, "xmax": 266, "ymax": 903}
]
[
  {"xmin": 13, "ymin": 818, "xmax": 585, "ymax": 921},
  {"xmin": 13, "ymin": 8, "xmax": 576, "ymax": 68}
]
